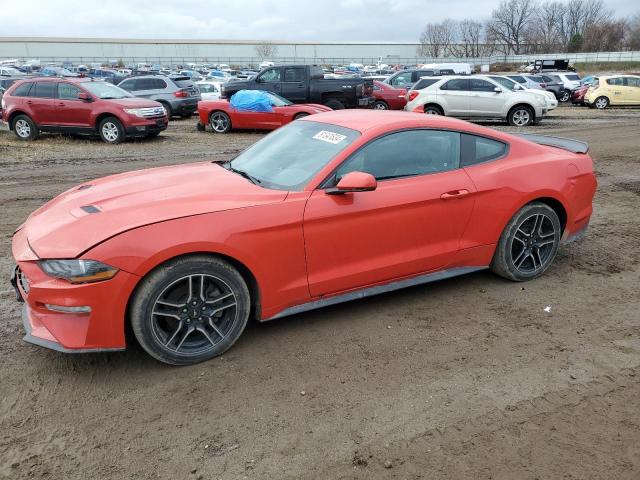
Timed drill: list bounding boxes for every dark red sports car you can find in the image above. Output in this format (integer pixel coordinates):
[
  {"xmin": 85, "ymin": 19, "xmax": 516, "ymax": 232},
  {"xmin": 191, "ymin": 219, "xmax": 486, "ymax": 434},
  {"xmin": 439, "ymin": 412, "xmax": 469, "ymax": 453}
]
[
  {"xmin": 372, "ymin": 81, "xmax": 407, "ymax": 110},
  {"xmin": 571, "ymin": 85, "xmax": 589, "ymax": 105},
  {"xmin": 197, "ymin": 92, "xmax": 331, "ymax": 133}
]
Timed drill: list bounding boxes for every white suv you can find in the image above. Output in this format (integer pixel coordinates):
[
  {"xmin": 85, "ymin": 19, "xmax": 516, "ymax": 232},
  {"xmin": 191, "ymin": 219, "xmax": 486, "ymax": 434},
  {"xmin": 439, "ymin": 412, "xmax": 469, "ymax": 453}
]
[
  {"xmin": 405, "ymin": 75, "xmax": 548, "ymax": 127},
  {"xmin": 549, "ymin": 72, "xmax": 581, "ymax": 91},
  {"xmin": 487, "ymin": 75, "xmax": 558, "ymax": 111}
]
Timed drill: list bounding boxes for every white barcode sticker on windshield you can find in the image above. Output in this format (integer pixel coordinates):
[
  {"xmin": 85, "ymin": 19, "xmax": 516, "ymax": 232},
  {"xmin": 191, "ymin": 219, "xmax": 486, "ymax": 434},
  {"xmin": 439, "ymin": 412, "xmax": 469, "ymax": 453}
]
[{"xmin": 313, "ymin": 130, "xmax": 347, "ymax": 144}]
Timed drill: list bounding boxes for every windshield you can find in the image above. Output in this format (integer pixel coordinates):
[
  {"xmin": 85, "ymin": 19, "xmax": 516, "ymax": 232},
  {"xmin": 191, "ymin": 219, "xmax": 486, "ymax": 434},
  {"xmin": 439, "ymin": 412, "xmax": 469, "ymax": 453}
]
[
  {"xmin": 267, "ymin": 92, "xmax": 292, "ymax": 106},
  {"xmin": 228, "ymin": 121, "xmax": 360, "ymax": 190},
  {"xmin": 83, "ymin": 81, "xmax": 133, "ymax": 99},
  {"xmin": 490, "ymin": 76, "xmax": 518, "ymax": 91},
  {"xmin": 2, "ymin": 67, "xmax": 24, "ymax": 75},
  {"xmin": 566, "ymin": 74, "xmax": 580, "ymax": 81}
]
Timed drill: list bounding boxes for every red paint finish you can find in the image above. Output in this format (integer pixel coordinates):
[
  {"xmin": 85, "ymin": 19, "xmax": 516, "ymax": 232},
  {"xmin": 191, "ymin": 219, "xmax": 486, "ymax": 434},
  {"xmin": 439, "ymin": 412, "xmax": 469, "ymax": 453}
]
[
  {"xmin": 373, "ymin": 81, "xmax": 407, "ymax": 109},
  {"xmin": 198, "ymin": 99, "xmax": 331, "ymax": 132},
  {"xmin": 12, "ymin": 111, "xmax": 596, "ymax": 352}
]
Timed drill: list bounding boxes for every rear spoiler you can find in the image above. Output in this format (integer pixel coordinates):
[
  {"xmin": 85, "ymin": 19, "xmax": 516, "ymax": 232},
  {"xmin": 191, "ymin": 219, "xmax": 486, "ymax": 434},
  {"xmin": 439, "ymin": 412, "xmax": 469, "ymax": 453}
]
[{"xmin": 516, "ymin": 134, "xmax": 588, "ymax": 154}]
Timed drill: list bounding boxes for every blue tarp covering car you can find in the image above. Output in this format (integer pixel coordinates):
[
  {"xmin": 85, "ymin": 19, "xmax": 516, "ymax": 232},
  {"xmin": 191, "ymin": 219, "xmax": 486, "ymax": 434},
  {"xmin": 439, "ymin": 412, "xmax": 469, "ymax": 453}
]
[{"xmin": 230, "ymin": 90, "xmax": 273, "ymax": 112}]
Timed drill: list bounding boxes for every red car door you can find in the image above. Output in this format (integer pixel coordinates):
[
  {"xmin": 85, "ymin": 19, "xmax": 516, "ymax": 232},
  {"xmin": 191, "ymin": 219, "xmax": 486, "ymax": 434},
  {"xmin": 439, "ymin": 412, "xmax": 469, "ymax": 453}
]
[
  {"xmin": 303, "ymin": 129, "xmax": 476, "ymax": 297},
  {"xmin": 28, "ymin": 81, "xmax": 58, "ymax": 126},
  {"xmin": 55, "ymin": 82, "xmax": 93, "ymax": 128}
]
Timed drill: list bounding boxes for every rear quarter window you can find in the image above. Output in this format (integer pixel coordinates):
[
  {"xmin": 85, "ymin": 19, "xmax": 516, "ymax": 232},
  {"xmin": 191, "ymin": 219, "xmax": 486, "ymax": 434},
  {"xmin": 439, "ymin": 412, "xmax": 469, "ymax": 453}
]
[
  {"xmin": 461, "ymin": 134, "xmax": 508, "ymax": 167},
  {"xmin": 174, "ymin": 79, "xmax": 194, "ymax": 88},
  {"xmin": 11, "ymin": 82, "xmax": 34, "ymax": 97}
]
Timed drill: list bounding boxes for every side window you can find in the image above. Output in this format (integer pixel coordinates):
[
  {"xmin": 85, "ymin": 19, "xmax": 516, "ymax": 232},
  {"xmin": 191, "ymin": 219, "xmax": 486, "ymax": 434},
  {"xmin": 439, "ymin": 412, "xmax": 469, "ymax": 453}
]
[
  {"xmin": 334, "ymin": 130, "xmax": 460, "ymax": 182},
  {"xmin": 284, "ymin": 68, "xmax": 304, "ymax": 82},
  {"xmin": 58, "ymin": 83, "xmax": 81, "ymax": 100},
  {"xmin": 414, "ymin": 78, "xmax": 438, "ymax": 90},
  {"xmin": 151, "ymin": 79, "xmax": 167, "ymax": 89},
  {"xmin": 260, "ymin": 68, "xmax": 281, "ymax": 83},
  {"xmin": 136, "ymin": 78, "xmax": 156, "ymax": 90},
  {"xmin": 461, "ymin": 134, "xmax": 507, "ymax": 167},
  {"xmin": 119, "ymin": 79, "xmax": 135, "ymax": 91},
  {"xmin": 32, "ymin": 82, "xmax": 57, "ymax": 99},
  {"xmin": 391, "ymin": 72, "xmax": 412, "ymax": 86},
  {"xmin": 627, "ymin": 77, "xmax": 640, "ymax": 88},
  {"xmin": 607, "ymin": 77, "xmax": 623, "ymax": 86},
  {"xmin": 12, "ymin": 82, "xmax": 33, "ymax": 97},
  {"xmin": 470, "ymin": 79, "xmax": 495, "ymax": 92},
  {"xmin": 441, "ymin": 79, "xmax": 469, "ymax": 91}
]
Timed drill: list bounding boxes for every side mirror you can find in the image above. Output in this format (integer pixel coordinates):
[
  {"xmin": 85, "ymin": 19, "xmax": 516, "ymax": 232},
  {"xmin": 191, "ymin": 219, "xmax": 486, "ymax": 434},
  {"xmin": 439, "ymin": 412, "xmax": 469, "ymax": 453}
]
[
  {"xmin": 326, "ymin": 171, "xmax": 377, "ymax": 195},
  {"xmin": 494, "ymin": 87, "xmax": 502, "ymax": 93},
  {"xmin": 78, "ymin": 92, "xmax": 92, "ymax": 102}
]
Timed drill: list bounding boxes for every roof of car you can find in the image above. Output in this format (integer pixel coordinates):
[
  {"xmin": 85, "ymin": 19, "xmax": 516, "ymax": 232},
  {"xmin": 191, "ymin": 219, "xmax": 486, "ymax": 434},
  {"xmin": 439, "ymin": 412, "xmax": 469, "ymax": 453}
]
[
  {"xmin": 13, "ymin": 76, "xmax": 94, "ymax": 83},
  {"xmin": 302, "ymin": 110, "xmax": 485, "ymax": 134}
]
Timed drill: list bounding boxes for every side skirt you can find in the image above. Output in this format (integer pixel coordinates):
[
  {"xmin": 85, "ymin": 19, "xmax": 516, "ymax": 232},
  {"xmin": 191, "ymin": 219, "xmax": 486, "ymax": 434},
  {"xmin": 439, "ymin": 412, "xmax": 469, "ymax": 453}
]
[{"xmin": 265, "ymin": 266, "xmax": 487, "ymax": 321}]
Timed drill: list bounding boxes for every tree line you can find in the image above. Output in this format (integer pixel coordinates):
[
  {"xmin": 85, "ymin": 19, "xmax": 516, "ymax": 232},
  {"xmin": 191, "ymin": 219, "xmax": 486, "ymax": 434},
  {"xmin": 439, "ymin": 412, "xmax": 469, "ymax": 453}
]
[{"xmin": 418, "ymin": 0, "xmax": 640, "ymax": 57}]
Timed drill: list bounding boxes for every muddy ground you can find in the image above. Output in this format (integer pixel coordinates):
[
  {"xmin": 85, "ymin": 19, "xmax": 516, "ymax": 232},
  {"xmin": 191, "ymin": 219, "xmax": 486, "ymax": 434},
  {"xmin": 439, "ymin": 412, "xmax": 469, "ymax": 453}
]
[{"xmin": 0, "ymin": 106, "xmax": 639, "ymax": 479}]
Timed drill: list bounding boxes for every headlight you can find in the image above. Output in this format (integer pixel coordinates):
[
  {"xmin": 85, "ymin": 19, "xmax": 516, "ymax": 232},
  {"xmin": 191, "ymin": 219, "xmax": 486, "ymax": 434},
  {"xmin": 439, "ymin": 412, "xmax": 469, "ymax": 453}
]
[
  {"xmin": 39, "ymin": 260, "xmax": 119, "ymax": 284},
  {"xmin": 124, "ymin": 108, "xmax": 145, "ymax": 118}
]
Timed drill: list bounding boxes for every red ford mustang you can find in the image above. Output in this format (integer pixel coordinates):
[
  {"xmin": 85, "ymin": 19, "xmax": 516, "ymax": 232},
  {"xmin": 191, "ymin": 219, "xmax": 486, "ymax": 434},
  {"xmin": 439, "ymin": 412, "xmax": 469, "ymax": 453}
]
[
  {"xmin": 11, "ymin": 111, "xmax": 596, "ymax": 365},
  {"xmin": 197, "ymin": 91, "xmax": 331, "ymax": 133}
]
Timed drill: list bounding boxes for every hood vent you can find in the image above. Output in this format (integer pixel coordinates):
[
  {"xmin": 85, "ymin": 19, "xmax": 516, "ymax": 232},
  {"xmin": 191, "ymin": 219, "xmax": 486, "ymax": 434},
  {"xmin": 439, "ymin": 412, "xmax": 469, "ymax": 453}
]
[{"xmin": 80, "ymin": 205, "xmax": 101, "ymax": 214}]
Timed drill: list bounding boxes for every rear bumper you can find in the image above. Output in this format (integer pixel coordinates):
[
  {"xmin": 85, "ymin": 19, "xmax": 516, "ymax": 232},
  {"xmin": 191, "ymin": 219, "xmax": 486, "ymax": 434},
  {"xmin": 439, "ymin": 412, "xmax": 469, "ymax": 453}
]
[{"xmin": 171, "ymin": 99, "xmax": 199, "ymax": 114}]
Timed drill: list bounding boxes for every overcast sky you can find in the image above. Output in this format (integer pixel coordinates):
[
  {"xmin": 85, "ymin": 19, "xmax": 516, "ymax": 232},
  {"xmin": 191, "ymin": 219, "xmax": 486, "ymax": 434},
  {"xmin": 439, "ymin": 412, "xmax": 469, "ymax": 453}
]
[{"xmin": 1, "ymin": 0, "xmax": 636, "ymax": 42}]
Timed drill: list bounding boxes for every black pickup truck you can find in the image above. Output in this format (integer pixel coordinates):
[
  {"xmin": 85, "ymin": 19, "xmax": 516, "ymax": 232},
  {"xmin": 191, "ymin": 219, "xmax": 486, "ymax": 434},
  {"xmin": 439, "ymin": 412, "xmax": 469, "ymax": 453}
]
[{"xmin": 220, "ymin": 65, "xmax": 374, "ymax": 109}]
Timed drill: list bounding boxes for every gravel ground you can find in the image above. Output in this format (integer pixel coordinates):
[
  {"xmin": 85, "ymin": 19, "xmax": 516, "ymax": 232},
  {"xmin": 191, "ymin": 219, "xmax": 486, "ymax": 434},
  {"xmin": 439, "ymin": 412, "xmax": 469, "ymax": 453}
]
[{"xmin": 0, "ymin": 105, "xmax": 639, "ymax": 479}]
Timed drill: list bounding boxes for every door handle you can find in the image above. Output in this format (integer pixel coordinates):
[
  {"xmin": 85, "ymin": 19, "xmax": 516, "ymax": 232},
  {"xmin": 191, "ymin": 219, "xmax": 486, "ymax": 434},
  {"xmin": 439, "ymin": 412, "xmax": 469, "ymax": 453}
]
[{"xmin": 440, "ymin": 189, "xmax": 470, "ymax": 200}]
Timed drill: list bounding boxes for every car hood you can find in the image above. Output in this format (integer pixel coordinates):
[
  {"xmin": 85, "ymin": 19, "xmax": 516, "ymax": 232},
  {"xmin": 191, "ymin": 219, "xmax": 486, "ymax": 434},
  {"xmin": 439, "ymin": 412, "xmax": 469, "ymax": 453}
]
[
  {"xmin": 24, "ymin": 162, "xmax": 288, "ymax": 259},
  {"xmin": 102, "ymin": 97, "xmax": 163, "ymax": 108}
]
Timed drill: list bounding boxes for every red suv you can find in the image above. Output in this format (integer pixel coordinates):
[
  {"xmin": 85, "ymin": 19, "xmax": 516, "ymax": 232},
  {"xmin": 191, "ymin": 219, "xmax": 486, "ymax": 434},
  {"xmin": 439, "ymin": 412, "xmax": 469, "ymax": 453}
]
[{"xmin": 1, "ymin": 77, "xmax": 168, "ymax": 144}]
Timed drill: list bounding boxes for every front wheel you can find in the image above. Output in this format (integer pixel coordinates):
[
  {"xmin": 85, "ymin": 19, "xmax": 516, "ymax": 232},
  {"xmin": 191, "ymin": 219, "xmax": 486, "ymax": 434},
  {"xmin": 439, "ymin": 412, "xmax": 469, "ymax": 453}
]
[
  {"xmin": 491, "ymin": 202, "xmax": 561, "ymax": 281},
  {"xmin": 594, "ymin": 96, "xmax": 609, "ymax": 109},
  {"xmin": 294, "ymin": 112, "xmax": 309, "ymax": 120},
  {"xmin": 209, "ymin": 111, "xmax": 232, "ymax": 133},
  {"xmin": 508, "ymin": 106, "xmax": 534, "ymax": 127},
  {"xmin": 130, "ymin": 255, "xmax": 251, "ymax": 365},
  {"xmin": 98, "ymin": 117, "xmax": 125, "ymax": 144},
  {"xmin": 559, "ymin": 89, "xmax": 571, "ymax": 102},
  {"xmin": 12, "ymin": 115, "xmax": 39, "ymax": 141}
]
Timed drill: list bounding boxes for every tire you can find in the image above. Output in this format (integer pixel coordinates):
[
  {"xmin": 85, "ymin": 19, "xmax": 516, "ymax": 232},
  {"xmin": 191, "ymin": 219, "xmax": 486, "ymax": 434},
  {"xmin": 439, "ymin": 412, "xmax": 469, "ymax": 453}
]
[
  {"xmin": 12, "ymin": 114, "xmax": 39, "ymax": 141},
  {"xmin": 180, "ymin": 113, "xmax": 192, "ymax": 119},
  {"xmin": 323, "ymin": 98, "xmax": 345, "ymax": 110},
  {"xmin": 508, "ymin": 105, "xmax": 534, "ymax": 127},
  {"xmin": 130, "ymin": 255, "xmax": 251, "ymax": 365},
  {"xmin": 594, "ymin": 96, "xmax": 609, "ymax": 109},
  {"xmin": 373, "ymin": 101, "xmax": 389, "ymax": 110},
  {"xmin": 159, "ymin": 102, "xmax": 172, "ymax": 118},
  {"xmin": 424, "ymin": 105, "xmax": 443, "ymax": 115},
  {"xmin": 196, "ymin": 121, "xmax": 206, "ymax": 132},
  {"xmin": 146, "ymin": 132, "xmax": 161, "ymax": 139},
  {"xmin": 294, "ymin": 112, "xmax": 310, "ymax": 120},
  {"xmin": 490, "ymin": 202, "xmax": 561, "ymax": 282},
  {"xmin": 98, "ymin": 117, "xmax": 125, "ymax": 144},
  {"xmin": 559, "ymin": 89, "xmax": 571, "ymax": 102},
  {"xmin": 209, "ymin": 111, "xmax": 232, "ymax": 133}
]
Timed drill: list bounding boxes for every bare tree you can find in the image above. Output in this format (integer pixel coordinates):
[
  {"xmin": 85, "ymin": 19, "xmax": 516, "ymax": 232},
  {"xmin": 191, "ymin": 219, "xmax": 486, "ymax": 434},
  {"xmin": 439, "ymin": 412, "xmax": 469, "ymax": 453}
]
[
  {"xmin": 526, "ymin": 1, "xmax": 566, "ymax": 52},
  {"xmin": 487, "ymin": 0, "xmax": 537, "ymax": 54},
  {"xmin": 418, "ymin": 19, "xmax": 457, "ymax": 58},
  {"xmin": 254, "ymin": 41, "xmax": 278, "ymax": 59},
  {"xmin": 457, "ymin": 20, "xmax": 485, "ymax": 57},
  {"xmin": 583, "ymin": 19, "xmax": 627, "ymax": 51},
  {"xmin": 563, "ymin": 0, "xmax": 612, "ymax": 44},
  {"xmin": 628, "ymin": 13, "xmax": 640, "ymax": 50}
]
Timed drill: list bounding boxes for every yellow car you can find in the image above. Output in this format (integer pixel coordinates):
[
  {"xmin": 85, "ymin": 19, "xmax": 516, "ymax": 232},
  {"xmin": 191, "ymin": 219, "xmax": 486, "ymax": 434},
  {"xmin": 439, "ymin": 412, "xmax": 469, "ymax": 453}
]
[{"xmin": 585, "ymin": 75, "xmax": 640, "ymax": 109}]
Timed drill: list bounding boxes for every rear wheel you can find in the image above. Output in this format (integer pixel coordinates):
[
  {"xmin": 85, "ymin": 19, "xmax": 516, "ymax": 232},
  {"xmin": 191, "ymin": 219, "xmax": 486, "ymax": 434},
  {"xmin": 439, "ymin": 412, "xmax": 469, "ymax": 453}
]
[
  {"xmin": 130, "ymin": 255, "xmax": 251, "ymax": 365},
  {"xmin": 12, "ymin": 115, "xmax": 38, "ymax": 141},
  {"xmin": 373, "ymin": 100, "xmax": 389, "ymax": 110},
  {"xmin": 424, "ymin": 105, "xmax": 443, "ymax": 115},
  {"xmin": 323, "ymin": 98, "xmax": 345, "ymax": 110},
  {"xmin": 594, "ymin": 96, "xmax": 609, "ymax": 109},
  {"xmin": 209, "ymin": 111, "xmax": 232, "ymax": 133},
  {"xmin": 491, "ymin": 202, "xmax": 561, "ymax": 281},
  {"xmin": 508, "ymin": 105, "xmax": 533, "ymax": 127},
  {"xmin": 159, "ymin": 102, "xmax": 172, "ymax": 118},
  {"xmin": 294, "ymin": 112, "xmax": 309, "ymax": 120},
  {"xmin": 98, "ymin": 117, "xmax": 124, "ymax": 144}
]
